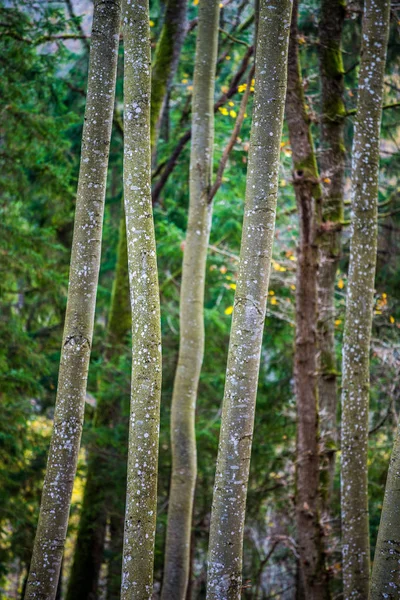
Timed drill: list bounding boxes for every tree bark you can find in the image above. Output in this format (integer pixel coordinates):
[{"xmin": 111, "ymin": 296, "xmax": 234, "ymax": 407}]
[
  {"xmin": 161, "ymin": 1, "xmax": 220, "ymax": 598},
  {"xmin": 24, "ymin": 2, "xmax": 121, "ymax": 598},
  {"xmin": 371, "ymin": 422, "xmax": 400, "ymax": 598},
  {"xmin": 317, "ymin": 0, "xmax": 346, "ymax": 513},
  {"xmin": 286, "ymin": 2, "xmax": 330, "ymax": 597},
  {"xmin": 121, "ymin": 0, "xmax": 162, "ymax": 597},
  {"xmin": 340, "ymin": 1, "xmax": 390, "ymax": 597},
  {"xmin": 206, "ymin": 1, "xmax": 292, "ymax": 598},
  {"xmin": 66, "ymin": 206, "xmax": 130, "ymax": 600},
  {"xmin": 150, "ymin": 0, "xmax": 187, "ymax": 151}
]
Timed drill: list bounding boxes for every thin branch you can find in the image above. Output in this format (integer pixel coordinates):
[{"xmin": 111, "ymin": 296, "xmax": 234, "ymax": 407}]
[{"xmin": 209, "ymin": 65, "xmax": 254, "ymax": 202}]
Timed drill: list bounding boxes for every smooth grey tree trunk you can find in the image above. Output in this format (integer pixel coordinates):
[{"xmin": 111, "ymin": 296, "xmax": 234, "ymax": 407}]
[
  {"xmin": 24, "ymin": 2, "xmax": 121, "ymax": 599},
  {"xmin": 206, "ymin": 1, "xmax": 292, "ymax": 598},
  {"xmin": 160, "ymin": 1, "xmax": 220, "ymax": 599},
  {"xmin": 120, "ymin": 0, "xmax": 162, "ymax": 598},
  {"xmin": 340, "ymin": 1, "xmax": 390, "ymax": 597}
]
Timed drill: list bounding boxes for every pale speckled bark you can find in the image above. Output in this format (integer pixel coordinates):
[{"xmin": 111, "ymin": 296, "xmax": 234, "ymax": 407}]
[
  {"xmin": 286, "ymin": 2, "xmax": 330, "ymax": 597},
  {"xmin": 161, "ymin": 1, "xmax": 220, "ymax": 598},
  {"xmin": 340, "ymin": 1, "xmax": 390, "ymax": 598},
  {"xmin": 24, "ymin": 3, "xmax": 121, "ymax": 599},
  {"xmin": 317, "ymin": 0, "xmax": 346, "ymax": 512},
  {"xmin": 371, "ymin": 423, "xmax": 400, "ymax": 598},
  {"xmin": 206, "ymin": 1, "xmax": 292, "ymax": 598},
  {"xmin": 121, "ymin": 0, "xmax": 162, "ymax": 598},
  {"xmin": 66, "ymin": 205, "xmax": 130, "ymax": 600}
]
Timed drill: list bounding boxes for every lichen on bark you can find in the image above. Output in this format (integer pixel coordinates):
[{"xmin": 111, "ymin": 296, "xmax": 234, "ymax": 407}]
[
  {"xmin": 340, "ymin": 1, "xmax": 390, "ymax": 597},
  {"xmin": 120, "ymin": 0, "xmax": 162, "ymax": 597},
  {"xmin": 24, "ymin": 2, "xmax": 121, "ymax": 599},
  {"xmin": 206, "ymin": 1, "xmax": 292, "ymax": 598}
]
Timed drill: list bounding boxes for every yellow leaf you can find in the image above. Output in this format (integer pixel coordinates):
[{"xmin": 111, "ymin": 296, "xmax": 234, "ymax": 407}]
[
  {"xmin": 193, "ymin": 0, "xmax": 199, "ymax": 4},
  {"xmin": 273, "ymin": 262, "xmax": 280, "ymax": 271},
  {"xmin": 149, "ymin": 19, "xmax": 155, "ymax": 27},
  {"xmin": 228, "ymin": 101, "xmax": 234, "ymax": 107},
  {"xmin": 221, "ymin": 85, "xmax": 228, "ymax": 93},
  {"xmin": 290, "ymin": 284, "xmax": 296, "ymax": 290},
  {"xmin": 229, "ymin": 283, "xmax": 236, "ymax": 290},
  {"xmin": 298, "ymin": 35, "xmax": 306, "ymax": 44},
  {"xmin": 182, "ymin": 78, "xmax": 188, "ymax": 84},
  {"xmin": 229, "ymin": 110, "xmax": 237, "ymax": 118},
  {"xmin": 218, "ymin": 107, "xmax": 228, "ymax": 116},
  {"xmin": 382, "ymin": 292, "xmax": 387, "ymax": 299},
  {"xmin": 289, "ymin": 255, "xmax": 297, "ymax": 261},
  {"xmin": 225, "ymin": 55, "xmax": 231, "ymax": 61},
  {"xmin": 338, "ymin": 279, "xmax": 344, "ymax": 289},
  {"xmin": 323, "ymin": 177, "xmax": 331, "ymax": 184},
  {"xmin": 225, "ymin": 305, "xmax": 234, "ymax": 315},
  {"xmin": 280, "ymin": 141, "xmax": 286, "ymax": 148},
  {"xmin": 390, "ymin": 316, "xmax": 395, "ymax": 324},
  {"xmin": 270, "ymin": 297, "xmax": 277, "ymax": 305},
  {"xmin": 280, "ymin": 179, "xmax": 286, "ymax": 187},
  {"xmin": 334, "ymin": 319, "xmax": 342, "ymax": 326},
  {"xmin": 220, "ymin": 265, "xmax": 227, "ymax": 274},
  {"xmin": 238, "ymin": 83, "xmax": 247, "ymax": 93},
  {"xmin": 375, "ymin": 310, "xmax": 382, "ymax": 315},
  {"xmin": 269, "ymin": 290, "xmax": 275, "ymax": 295}
]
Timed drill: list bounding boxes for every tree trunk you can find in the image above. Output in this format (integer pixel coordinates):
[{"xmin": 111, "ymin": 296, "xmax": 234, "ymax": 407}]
[
  {"xmin": 206, "ymin": 1, "xmax": 292, "ymax": 598},
  {"xmin": 340, "ymin": 1, "xmax": 390, "ymax": 597},
  {"xmin": 286, "ymin": 2, "xmax": 330, "ymax": 598},
  {"xmin": 160, "ymin": 1, "xmax": 220, "ymax": 598},
  {"xmin": 371, "ymin": 422, "xmax": 400, "ymax": 597},
  {"xmin": 66, "ymin": 207, "xmax": 130, "ymax": 600},
  {"xmin": 150, "ymin": 0, "xmax": 187, "ymax": 151},
  {"xmin": 24, "ymin": 2, "xmax": 121, "ymax": 598},
  {"xmin": 317, "ymin": 0, "xmax": 346, "ymax": 513},
  {"xmin": 120, "ymin": 0, "xmax": 162, "ymax": 597}
]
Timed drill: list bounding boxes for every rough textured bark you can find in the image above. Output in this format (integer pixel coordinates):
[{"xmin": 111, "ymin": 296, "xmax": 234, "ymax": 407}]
[
  {"xmin": 206, "ymin": 1, "xmax": 292, "ymax": 598},
  {"xmin": 161, "ymin": 1, "xmax": 220, "ymax": 598},
  {"xmin": 286, "ymin": 2, "xmax": 330, "ymax": 597},
  {"xmin": 121, "ymin": 0, "xmax": 162, "ymax": 597},
  {"xmin": 150, "ymin": 0, "xmax": 187, "ymax": 150},
  {"xmin": 24, "ymin": 2, "xmax": 121, "ymax": 598},
  {"xmin": 371, "ymin": 423, "xmax": 400, "ymax": 598},
  {"xmin": 66, "ymin": 208, "xmax": 130, "ymax": 600},
  {"xmin": 340, "ymin": 1, "xmax": 390, "ymax": 597},
  {"xmin": 317, "ymin": 0, "xmax": 346, "ymax": 511}
]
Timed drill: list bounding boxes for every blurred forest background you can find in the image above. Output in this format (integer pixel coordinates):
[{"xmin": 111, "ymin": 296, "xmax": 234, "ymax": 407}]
[{"xmin": 0, "ymin": 0, "xmax": 399, "ymax": 598}]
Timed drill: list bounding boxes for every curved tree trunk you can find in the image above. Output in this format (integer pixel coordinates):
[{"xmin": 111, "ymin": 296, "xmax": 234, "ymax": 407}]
[
  {"xmin": 371, "ymin": 422, "xmax": 400, "ymax": 597},
  {"xmin": 161, "ymin": 1, "xmax": 220, "ymax": 598},
  {"xmin": 120, "ymin": 0, "xmax": 162, "ymax": 597},
  {"xmin": 24, "ymin": 2, "xmax": 121, "ymax": 598},
  {"xmin": 317, "ymin": 0, "xmax": 346, "ymax": 513},
  {"xmin": 286, "ymin": 2, "xmax": 330, "ymax": 598},
  {"xmin": 66, "ymin": 207, "xmax": 130, "ymax": 600},
  {"xmin": 340, "ymin": 1, "xmax": 390, "ymax": 597},
  {"xmin": 206, "ymin": 1, "xmax": 292, "ymax": 597}
]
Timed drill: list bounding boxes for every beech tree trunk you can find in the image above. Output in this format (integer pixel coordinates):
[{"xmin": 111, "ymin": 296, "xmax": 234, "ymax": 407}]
[
  {"xmin": 120, "ymin": 0, "xmax": 162, "ymax": 597},
  {"xmin": 24, "ymin": 2, "xmax": 121, "ymax": 598},
  {"xmin": 317, "ymin": 0, "xmax": 346, "ymax": 512},
  {"xmin": 161, "ymin": 1, "xmax": 220, "ymax": 598},
  {"xmin": 206, "ymin": 1, "xmax": 292, "ymax": 598},
  {"xmin": 340, "ymin": 1, "xmax": 390, "ymax": 597},
  {"xmin": 66, "ymin": 207, "xmax": 130, "ymax": 600},
  {"xmin": 371, "ymin": 423, "xmax": 400, "ymax": 597},
  {"xmin": 286, "ymin": 2, "xmax": 330, "ymax": 597}
]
